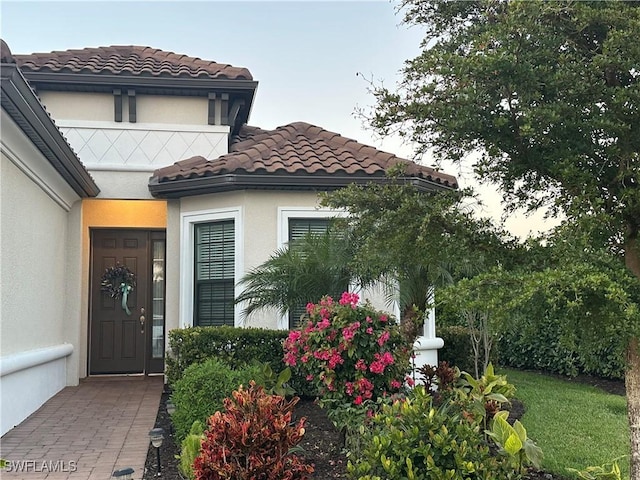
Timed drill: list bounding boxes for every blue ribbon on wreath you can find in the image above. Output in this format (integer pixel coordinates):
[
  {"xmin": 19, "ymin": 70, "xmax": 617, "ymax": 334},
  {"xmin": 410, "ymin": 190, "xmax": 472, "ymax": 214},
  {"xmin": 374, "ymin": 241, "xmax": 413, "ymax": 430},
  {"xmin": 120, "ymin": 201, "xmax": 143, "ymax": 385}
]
[{"xmin": 120, "ymin": 282, "xmax": 133, "ymax": 315}]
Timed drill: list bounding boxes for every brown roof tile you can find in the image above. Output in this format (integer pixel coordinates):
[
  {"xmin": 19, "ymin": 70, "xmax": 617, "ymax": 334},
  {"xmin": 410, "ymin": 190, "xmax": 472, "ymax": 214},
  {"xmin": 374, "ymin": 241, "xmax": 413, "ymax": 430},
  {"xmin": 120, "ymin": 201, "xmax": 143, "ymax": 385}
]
[
  {"xmin": 152, "ymin": 122, "xmax": 458, "ymax": 188},
  {"xmin": 14, "ymin": 45, "xmax": 253, "ymax": 80}
]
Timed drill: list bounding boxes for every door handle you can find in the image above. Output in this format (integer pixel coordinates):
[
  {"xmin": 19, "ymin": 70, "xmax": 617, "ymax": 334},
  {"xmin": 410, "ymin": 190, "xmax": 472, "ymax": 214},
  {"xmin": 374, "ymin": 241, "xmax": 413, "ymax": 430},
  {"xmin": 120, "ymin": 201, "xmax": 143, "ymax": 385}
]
[{"xmin": 140, "ymin": 314, "xmax": 145, "ymax": 333}]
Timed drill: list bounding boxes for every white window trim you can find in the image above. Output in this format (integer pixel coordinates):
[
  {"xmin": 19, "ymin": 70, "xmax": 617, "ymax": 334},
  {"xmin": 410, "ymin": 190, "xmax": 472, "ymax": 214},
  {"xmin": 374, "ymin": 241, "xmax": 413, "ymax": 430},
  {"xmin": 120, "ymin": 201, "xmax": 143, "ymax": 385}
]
[
  {"xmin": 276, "ymin": 207, "xmax": 346, "ymax": 329},
  {"xmin": 277, "ymin": 207, "xmax": 347, "ymax": 249},
  {"xmin": 180, "ymin": 207, "xmax": 244, "ymax": 328}
]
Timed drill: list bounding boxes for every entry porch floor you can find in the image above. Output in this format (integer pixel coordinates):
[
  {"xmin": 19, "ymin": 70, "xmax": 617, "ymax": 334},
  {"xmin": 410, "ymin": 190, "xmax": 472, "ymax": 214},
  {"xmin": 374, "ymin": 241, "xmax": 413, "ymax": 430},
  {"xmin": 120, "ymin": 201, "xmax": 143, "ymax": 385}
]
[{"xmin": 0, "ymin": 376, "xmax": 163, "ymax": 479}]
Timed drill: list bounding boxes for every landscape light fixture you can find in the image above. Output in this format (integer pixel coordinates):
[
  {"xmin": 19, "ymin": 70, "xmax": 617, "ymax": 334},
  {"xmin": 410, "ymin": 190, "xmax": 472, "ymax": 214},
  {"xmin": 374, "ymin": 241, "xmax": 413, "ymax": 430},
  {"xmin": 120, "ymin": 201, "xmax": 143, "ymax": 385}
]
[
  {"xmin": 166, "ymin": 401, "xmax": 175, "ymax": 416},
  {"xmin": 149, "ymin": 427, "xmax": 165, "ymax": 476},
  {"xmin": 112, "ymin": 467, "xmax": 134, "ymax": 480}
]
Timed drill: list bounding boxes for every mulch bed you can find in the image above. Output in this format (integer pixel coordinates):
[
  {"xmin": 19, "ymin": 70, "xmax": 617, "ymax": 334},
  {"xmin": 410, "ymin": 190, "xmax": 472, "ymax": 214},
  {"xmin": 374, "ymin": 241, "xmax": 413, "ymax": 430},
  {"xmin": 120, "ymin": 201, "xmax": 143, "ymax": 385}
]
[{"xmin": 142, "ymin": 373, "xmax": 625, "ymax": 479}]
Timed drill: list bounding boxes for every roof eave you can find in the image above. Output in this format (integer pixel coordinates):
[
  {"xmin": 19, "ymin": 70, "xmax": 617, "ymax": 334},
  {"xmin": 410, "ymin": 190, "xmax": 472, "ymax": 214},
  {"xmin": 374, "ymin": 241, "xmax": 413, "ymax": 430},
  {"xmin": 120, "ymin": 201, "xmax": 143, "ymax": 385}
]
[
  {"xmin": 148, "ymin": 173, "xmax": 455, "ymax": 199},
  {"xmin": 1, "ymin": 63, "xmax": 100, "ymax": 197},
  {"xmin": 19, "ymin": 71, "xmax": 258, "ymax": 92}
]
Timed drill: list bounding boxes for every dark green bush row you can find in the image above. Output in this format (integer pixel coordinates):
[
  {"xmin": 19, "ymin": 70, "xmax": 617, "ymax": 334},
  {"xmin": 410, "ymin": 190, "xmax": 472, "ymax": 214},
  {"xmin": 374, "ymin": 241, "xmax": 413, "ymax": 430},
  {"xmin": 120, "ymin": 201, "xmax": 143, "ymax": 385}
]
[
  {"xmin": 437, "ymin": 325, "xmax": 475, "ymax": 373},
  {"xmin": 498, "ymin": 314, "xmax": 626, "ymax": 380},
  {"xmin": 171, "ymin": 358, "xmax": 261, "ymax": 441},
  {"xmin": 166, "ymin": 326, "xmax": 289, "ymax": 385}
]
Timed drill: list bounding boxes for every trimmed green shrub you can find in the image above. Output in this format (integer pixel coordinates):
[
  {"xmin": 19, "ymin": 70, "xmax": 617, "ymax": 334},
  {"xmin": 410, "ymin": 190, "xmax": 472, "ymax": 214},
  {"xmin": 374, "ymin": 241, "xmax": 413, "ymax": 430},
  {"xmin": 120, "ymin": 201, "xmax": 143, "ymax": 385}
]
[
  {"xmin": 166, "ymin": 326, "xmax": 289, "ymax": 385},
  {"xmin": 347, "ymin": 386, "xmax": 508, "ymax": 480},
  {"xmin": 171, "ymin": 358, "xmax": 261, "ymax": 441},
  {"xmin": 437, "ymin": 325, "xmax": 475, "ymax": 373},
  {"xmin": 497, "ymin": 314, "xmax": 625, "ymax": 380}
]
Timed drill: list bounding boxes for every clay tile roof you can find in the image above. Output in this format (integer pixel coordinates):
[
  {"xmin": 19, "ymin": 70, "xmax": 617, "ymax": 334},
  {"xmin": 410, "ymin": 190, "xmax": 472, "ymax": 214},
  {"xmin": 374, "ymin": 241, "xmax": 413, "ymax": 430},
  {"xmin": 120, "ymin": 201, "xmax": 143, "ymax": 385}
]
[
  {"xmin": 14, "ymin": 45, "xmax": 253, "ymax": 80},
  {"xmin": 151, "ymin": 122, "xmax": 458, "ymax": 191}
]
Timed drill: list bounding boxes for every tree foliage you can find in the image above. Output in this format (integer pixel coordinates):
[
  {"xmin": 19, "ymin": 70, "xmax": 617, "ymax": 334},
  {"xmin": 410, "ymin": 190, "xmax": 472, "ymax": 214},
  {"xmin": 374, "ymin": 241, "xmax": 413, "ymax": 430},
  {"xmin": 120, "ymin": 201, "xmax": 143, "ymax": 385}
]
[
  {"xmin": 371, "ymin": 0, "xmax": 639, "ymax": 266},
  {"xmin": 322, "ymin": 179, "xmax": 516, "ymax": 292},
  {"xmin": 368, "ymin": 0, "xmax": 640, "ymax": 472}
]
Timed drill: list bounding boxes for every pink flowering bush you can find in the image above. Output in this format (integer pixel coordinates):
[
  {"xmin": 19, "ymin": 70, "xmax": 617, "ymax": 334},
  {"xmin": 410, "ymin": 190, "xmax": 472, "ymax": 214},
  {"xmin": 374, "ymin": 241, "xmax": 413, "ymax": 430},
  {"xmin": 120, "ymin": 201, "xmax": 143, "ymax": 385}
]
[{"xmin": 283, "ymin": 292, "xmax": 412, "ymax": 442}]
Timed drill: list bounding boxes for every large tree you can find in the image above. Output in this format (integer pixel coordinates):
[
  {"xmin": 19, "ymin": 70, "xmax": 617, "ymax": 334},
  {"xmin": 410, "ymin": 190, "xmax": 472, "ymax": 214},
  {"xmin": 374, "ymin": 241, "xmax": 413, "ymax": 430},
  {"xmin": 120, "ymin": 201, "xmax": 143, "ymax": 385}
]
[{"xmin": 370, "ymin": 0, "xmax": 640, "ymax": 473}]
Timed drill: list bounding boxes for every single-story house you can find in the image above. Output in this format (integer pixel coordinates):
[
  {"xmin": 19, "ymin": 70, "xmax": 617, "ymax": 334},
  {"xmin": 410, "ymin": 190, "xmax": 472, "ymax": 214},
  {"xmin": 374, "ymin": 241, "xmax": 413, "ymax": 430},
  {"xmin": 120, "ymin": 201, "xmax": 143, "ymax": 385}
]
[{"xmin": 0, "ymin": 41, "xmax": 457, "ymax": 435}]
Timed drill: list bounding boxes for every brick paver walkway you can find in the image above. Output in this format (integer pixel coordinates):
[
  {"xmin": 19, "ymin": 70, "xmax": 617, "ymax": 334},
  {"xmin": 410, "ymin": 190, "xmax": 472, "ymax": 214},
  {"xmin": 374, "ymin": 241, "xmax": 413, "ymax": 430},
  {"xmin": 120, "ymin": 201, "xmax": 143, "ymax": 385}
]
[{"xmin": 0, "ymin": 376, "xmax": 163, "ymax": 479}]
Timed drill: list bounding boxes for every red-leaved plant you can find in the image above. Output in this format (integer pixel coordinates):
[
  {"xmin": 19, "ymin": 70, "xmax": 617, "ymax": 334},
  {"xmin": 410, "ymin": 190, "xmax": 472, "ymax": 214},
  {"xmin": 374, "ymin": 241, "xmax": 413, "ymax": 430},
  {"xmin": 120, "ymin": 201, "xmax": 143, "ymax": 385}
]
[{"xmin": 193, "ymin": 382, "xmax": 314, "ymax": 480}]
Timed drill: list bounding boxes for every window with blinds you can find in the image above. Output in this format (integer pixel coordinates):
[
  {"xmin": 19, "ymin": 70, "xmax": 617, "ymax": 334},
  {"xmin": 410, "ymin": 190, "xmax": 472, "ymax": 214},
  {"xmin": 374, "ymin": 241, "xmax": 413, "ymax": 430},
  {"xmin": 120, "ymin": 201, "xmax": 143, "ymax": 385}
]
[
  {"xmin": 288, "ymin": 218, "xmax": 330, "ymax": 328},
  {"xmin": 194, "ymin": 220, "xmax": 235, "ymax": 326}
]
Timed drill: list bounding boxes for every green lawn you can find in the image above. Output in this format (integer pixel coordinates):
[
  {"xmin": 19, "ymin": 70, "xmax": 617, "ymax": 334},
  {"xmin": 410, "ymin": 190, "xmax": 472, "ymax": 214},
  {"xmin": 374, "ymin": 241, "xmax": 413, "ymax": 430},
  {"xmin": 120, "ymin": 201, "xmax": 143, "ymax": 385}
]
[{"xmin": 503, "ymin": 369, "xmax": 629, "ymax": 479}]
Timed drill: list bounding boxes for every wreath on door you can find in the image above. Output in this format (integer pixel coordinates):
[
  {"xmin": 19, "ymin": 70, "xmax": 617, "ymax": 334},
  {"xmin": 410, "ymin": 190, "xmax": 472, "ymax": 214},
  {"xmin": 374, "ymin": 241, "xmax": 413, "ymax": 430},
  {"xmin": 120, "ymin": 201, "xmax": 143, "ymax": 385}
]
[{"xmin": 101, "ymin": 265, "xmax": 136, "ymax": 315}]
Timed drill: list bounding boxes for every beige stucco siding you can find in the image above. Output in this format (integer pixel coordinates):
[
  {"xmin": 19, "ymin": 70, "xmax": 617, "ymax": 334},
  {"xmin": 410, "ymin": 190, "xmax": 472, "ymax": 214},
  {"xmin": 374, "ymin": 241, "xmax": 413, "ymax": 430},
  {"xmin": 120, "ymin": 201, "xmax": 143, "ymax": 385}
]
[
  {"xmin": 0, "ymin": 155, "xmax": 72, "ymax": 355},
  {"xmin": 38, "ymin": 91, "xmax": 208, "ymax": 125},
  {"xmin": 180, "ymin": 190, "xmax": 324, "ymax": 273},
  {"xmin": 90, "ymin": 171, "xmax": 157, "ymax": 199},
  {"xmin": 38, "ymin": 91, "xmax": 113, "ymax": 122},
  {"xmin": 136, "ymin": 95, "xmax": 208, "ymax": 124},
  {"xmin": 177, "ymin": 190, "xmax": 355, "ymax": 330}
]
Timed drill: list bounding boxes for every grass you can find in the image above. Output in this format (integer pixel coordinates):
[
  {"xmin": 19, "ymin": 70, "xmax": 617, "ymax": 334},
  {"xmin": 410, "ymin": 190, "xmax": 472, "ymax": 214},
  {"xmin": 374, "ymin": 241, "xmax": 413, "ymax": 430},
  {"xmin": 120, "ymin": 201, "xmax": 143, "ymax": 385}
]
[{"xmin": 503, "ymin": 368, "xmax": 629, "ymax": 479}]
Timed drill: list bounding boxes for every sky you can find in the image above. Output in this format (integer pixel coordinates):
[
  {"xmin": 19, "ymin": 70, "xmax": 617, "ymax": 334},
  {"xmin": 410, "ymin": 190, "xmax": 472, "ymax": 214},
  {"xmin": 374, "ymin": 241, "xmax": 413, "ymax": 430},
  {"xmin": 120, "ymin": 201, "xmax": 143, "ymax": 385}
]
[{"xmin": 1, "ymin": 1, "xmax": 557, "ymax": 238}]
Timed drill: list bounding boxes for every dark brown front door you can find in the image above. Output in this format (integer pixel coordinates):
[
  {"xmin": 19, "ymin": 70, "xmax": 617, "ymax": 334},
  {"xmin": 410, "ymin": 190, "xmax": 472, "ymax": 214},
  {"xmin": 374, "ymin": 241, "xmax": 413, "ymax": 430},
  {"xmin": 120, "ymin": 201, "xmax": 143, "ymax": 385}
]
[{"xmin": 89, "ymin": 229, "xmax": 165, "ymax": 374}]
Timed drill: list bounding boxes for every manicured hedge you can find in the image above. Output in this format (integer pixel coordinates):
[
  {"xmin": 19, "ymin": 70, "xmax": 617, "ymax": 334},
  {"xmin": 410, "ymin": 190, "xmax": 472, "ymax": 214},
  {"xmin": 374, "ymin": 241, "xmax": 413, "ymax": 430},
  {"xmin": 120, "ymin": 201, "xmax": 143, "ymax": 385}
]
[
  {"xmin": 166, "ymin": 326, "xmax": 289, "ymax": 386},
  {"xmin": 497, "ymin": 314, "xmax": 626, "ymax": 380}
]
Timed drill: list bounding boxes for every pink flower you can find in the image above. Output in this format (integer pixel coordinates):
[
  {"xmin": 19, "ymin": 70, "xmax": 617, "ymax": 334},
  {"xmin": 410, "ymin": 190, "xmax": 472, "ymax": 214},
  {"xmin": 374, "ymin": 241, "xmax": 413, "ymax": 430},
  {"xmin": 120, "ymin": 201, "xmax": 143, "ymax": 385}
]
[
  {"xmin": 381, "ymin": 351, "xmax": 394, "ymax": 365},
  {"xmin": 369, "ymin": 361, "xmax": 385, "ymax": 374},
  {"xmin": 328, "ymin": 351, "xmax": 344, "ymax": 369},
  {"xmin": 366, "ymin": 410, "xmax": 375, "ymax": 418},
  {"xmin": 313, "ymin": 350, "xmax": 331, "ymax": 361},
  {"xmin": 366, "ymin": 316, "xmax": 373, "ymax": 324},
  {"xmin": 316, "ymin": 318, "xmax": 331, "ymax": 330},
  {"xmin": 284, "ymin": 352, "xmax": 297, "ymax": 366},
  {"xmin": 380, "ymin": 315, "xmax": 388, "ymax": 323},
  {"xmin": 306, "ymin": 374, "xmax": 314, "ymax": 381},
  {"xmin": 355, "ymin": 359, "xmax": 367, "ymax": 371},
  {"xmin": 342, "ymin": 328, "xmax": 355, "ymax": 342},
  {"xmin": 390, "ymin": 379, "xmax": 402, "ymax": 389},
  {"xmin": 354, "ymin": 395, "xmax": 363, "ymax": 405},
  {"xmin": 357, "ymin": 378, "xmax": 374, "ymax": 398},
  {"xmin": 377, "ymin": 331, "xmax": 390, "ymax": 346},
  {"xmin": 287, "ymin": 330, "xmax": 301, "ymax": 342},
  {"xmin": 366, "ymin": 327, "xmax": 373, "ymax": 335},
  {"xmin": 406, "ymin": 376, "xmax": 415, "ymax": 387},
  {"xmin": 306, "ymin": 302, "xmax": 316, "ymax": 314},
  {"xmin": 345, "ymin": 382, "xmax": 354, "ymax": 395},
  {"xmin": 339, "ymin": 292, "xmax": 360, "ymax": 307}
]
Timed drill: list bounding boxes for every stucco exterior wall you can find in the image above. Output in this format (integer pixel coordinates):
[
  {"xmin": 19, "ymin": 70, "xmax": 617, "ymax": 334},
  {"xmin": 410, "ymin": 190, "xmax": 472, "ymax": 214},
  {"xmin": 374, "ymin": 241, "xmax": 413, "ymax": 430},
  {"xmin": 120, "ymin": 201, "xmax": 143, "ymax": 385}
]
[
  {"xmin": 38, "ymin": 91, "xmax": 113, "ymax": 122},
  {"xmin": 176, "ymin": 190, "xmax": 390, "ymax": 330},
  {"xmin": 38, "ymin": 91, "xmax": 209, "ymax": 125},
  {"xmin": 90, "ymin": 171, "xmax": 157, "ymax": 199},
  {"xmin": 136, "ymin": 95, "xmax": 208, "ymax": 124},
  {"xmin": 181, "ymin": 190, "xmax": 323, "ymax": 272},
  {"xmin": 165, "ymin": 200, "xmax": 181, "ymax": 340},
  {"xmin": 0, "ymin": 112, "xmax": 83, "ymax": 434},
  {"xmin": 0, "ymin": 156, "xmax": 70, "ymax": 353}
]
